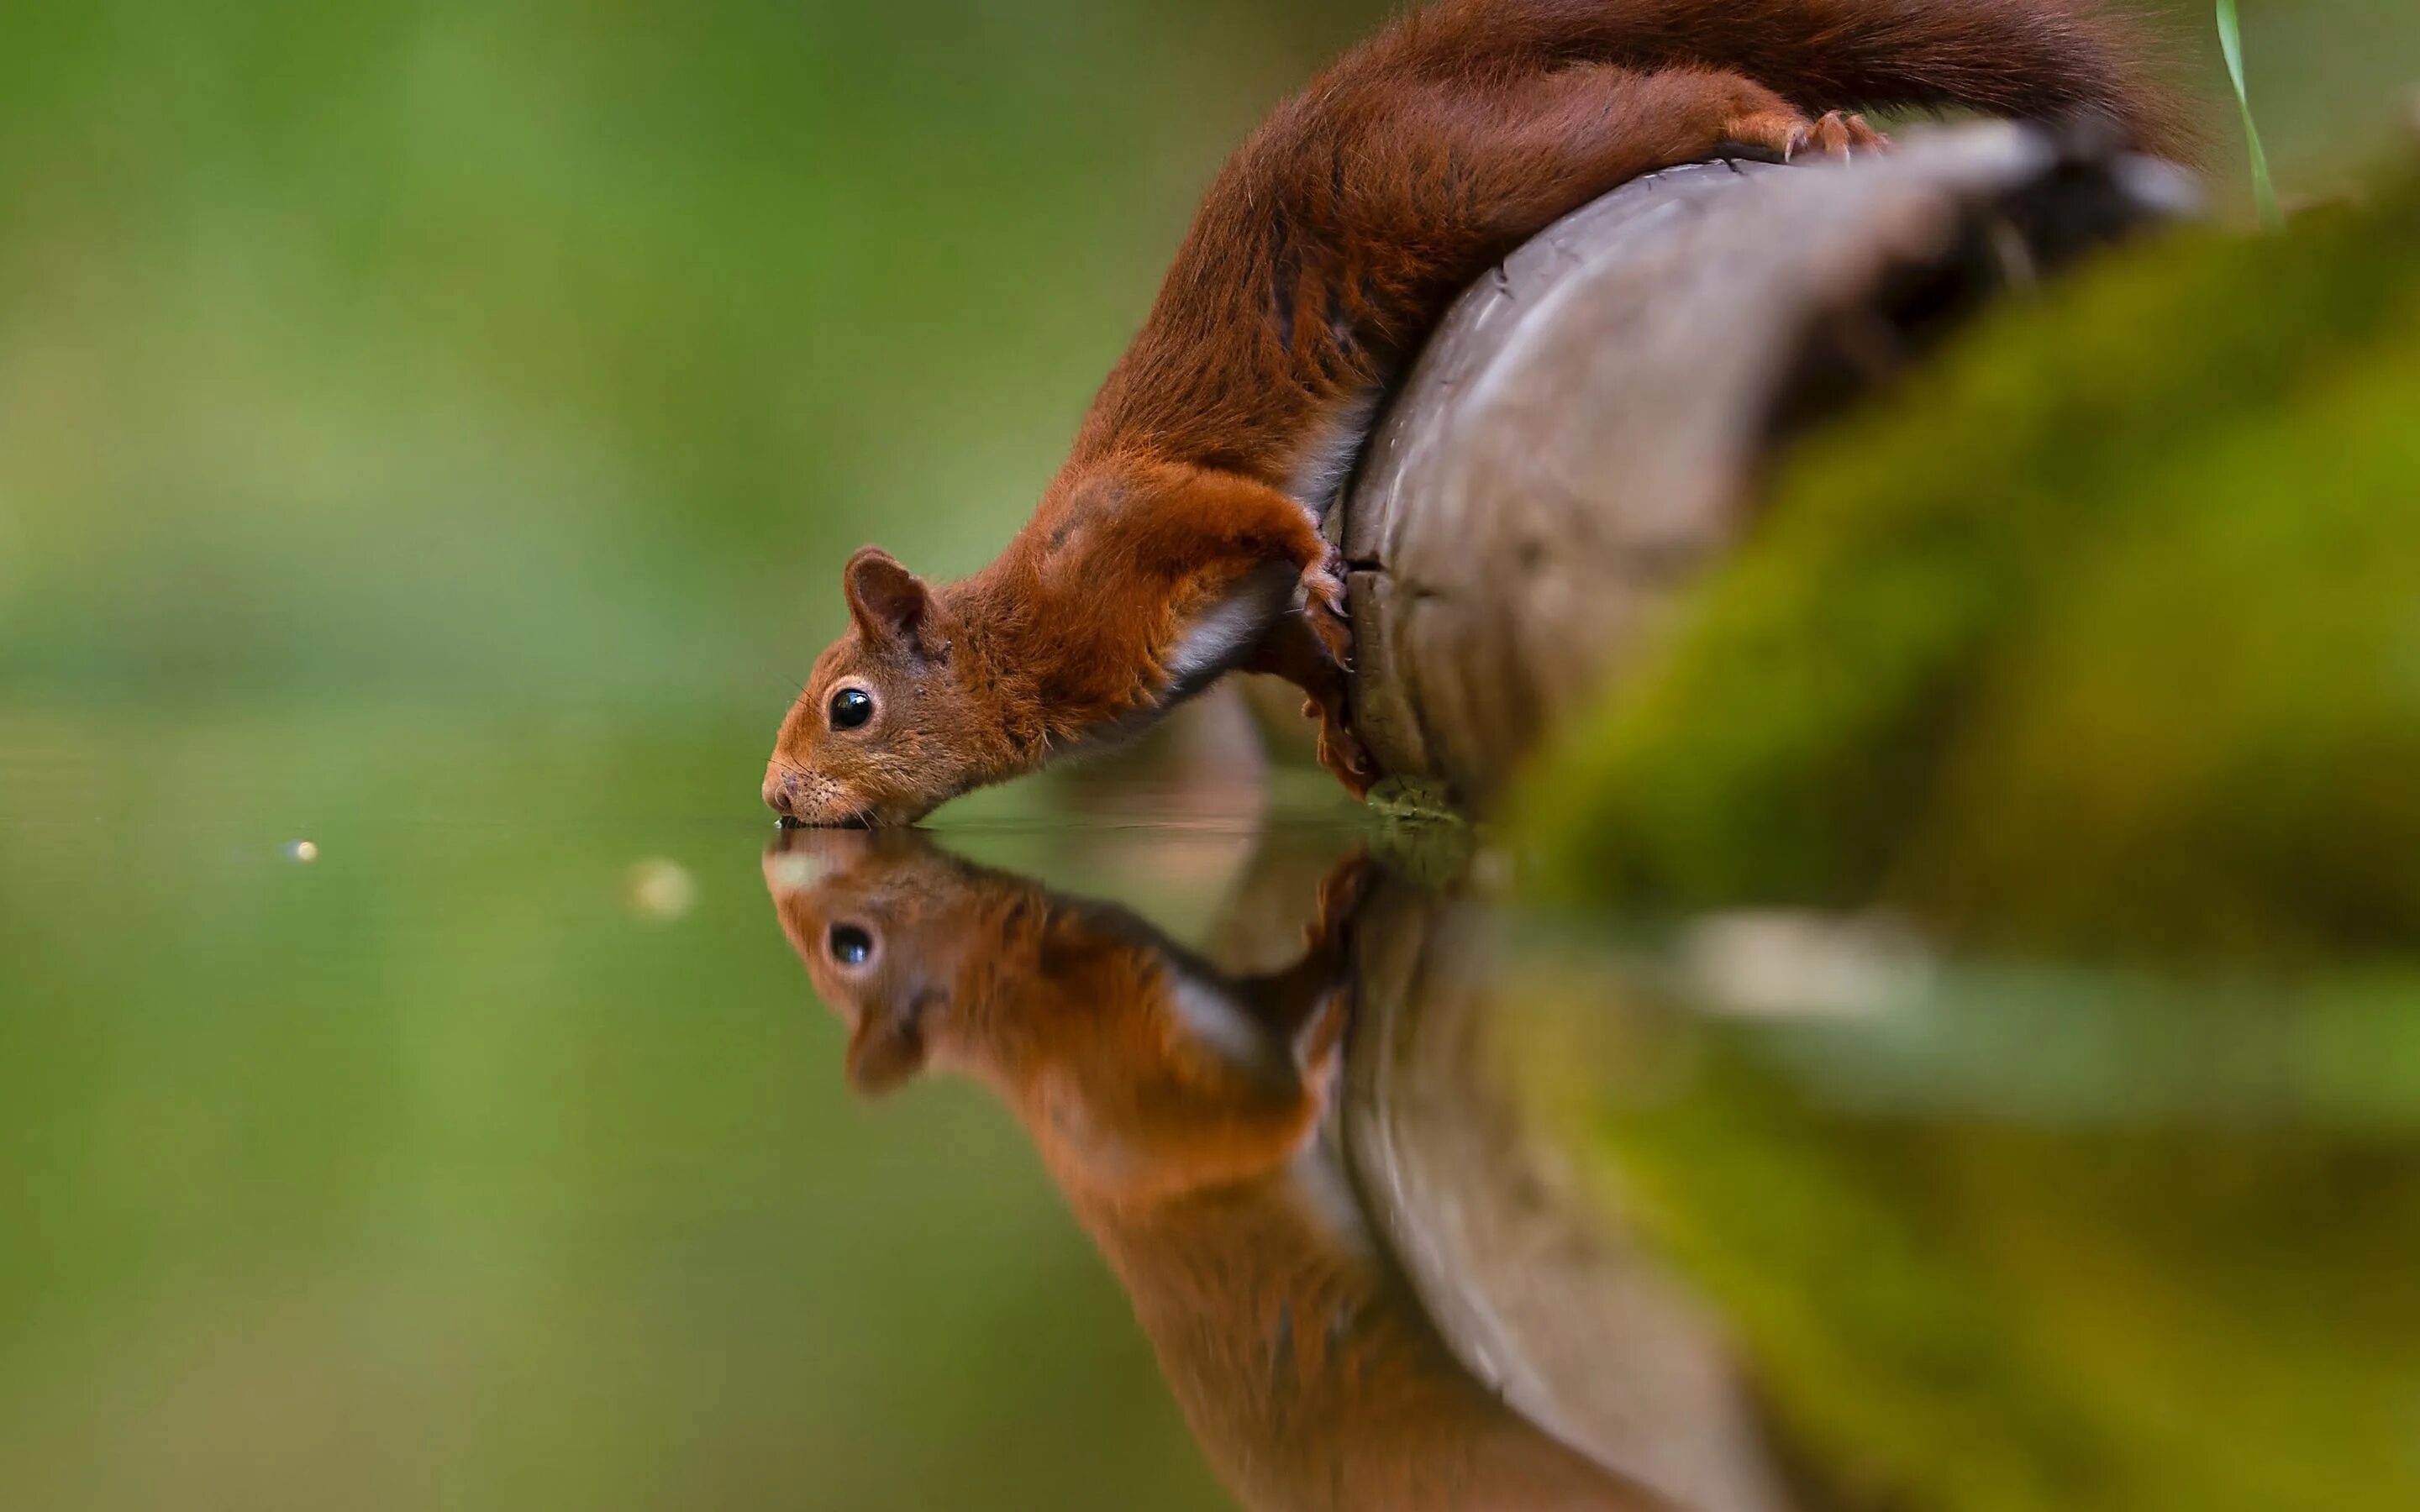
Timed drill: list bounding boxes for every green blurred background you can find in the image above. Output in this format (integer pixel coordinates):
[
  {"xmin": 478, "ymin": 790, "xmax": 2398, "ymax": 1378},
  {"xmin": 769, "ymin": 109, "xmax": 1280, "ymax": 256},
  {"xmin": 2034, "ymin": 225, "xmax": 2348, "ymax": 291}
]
[
  {"xmin": 2, "ymin": 0, "xmax": 2411, "ymax": 713},
  {"xmin": 0, "ymin": 2, "xmax": 2414, "ymax": 1509}
]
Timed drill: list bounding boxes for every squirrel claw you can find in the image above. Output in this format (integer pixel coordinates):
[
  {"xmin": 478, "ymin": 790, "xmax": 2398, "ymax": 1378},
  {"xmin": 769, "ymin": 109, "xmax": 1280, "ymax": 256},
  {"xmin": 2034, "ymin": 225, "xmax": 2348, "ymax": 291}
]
[
  {"xmin": 1723, "ymin": 106, "xmax": 1890, "ymax": 165},
  {"xmin": 1299, "ymin": 557, "xmax": 1378, "ymax": 797},
  {"xmin": 1806, "ymin": 109, "xmax": 1888, "ymax": 160},
  {"xmin": 1301, "ymin": 553, "xmax": 1356, "ymax": 672},
  {"xmin": 1315, "ymin": 716, "xmax": 1381, "ymax": 800}
]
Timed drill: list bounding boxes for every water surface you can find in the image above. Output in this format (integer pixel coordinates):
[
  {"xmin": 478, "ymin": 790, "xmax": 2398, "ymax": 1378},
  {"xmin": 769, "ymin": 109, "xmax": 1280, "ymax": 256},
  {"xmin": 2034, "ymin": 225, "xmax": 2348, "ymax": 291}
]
[
  {"xmin": 5, "ymin": 706, "xmax": 2415, "ymax": 1512},
  {"xmin": 0, "ymin": 706, "xmax": 1324, "ymax": 1511}
]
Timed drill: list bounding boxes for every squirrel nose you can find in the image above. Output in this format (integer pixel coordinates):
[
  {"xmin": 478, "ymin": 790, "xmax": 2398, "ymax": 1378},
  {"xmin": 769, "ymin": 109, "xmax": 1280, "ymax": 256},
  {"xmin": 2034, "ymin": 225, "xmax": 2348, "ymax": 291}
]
[{"xmin": 763, "ymin": 772, "xmax": 797, "ymax": 819}]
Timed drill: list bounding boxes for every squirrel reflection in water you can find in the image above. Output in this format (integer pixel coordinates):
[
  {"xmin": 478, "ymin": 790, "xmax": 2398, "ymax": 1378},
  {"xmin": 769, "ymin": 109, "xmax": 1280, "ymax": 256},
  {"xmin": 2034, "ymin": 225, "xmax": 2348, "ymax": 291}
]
[{"xmin": 763, "ymin": 829, "xmax": 1661, "ymax": 1512}]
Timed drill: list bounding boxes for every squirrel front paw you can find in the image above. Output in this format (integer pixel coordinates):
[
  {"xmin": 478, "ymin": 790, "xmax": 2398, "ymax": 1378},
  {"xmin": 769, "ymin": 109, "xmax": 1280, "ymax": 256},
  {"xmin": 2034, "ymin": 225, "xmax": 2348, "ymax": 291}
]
[
  {"xmin": 1300, "ymin": 550, "xmax": 1355, "ymax": 672},
  {"xmin": 1302, "ymin": 692, "xmax": 1381, "ymax": 799},
  {"xmin": 1245, "ymin": 557, "xmax": 1378, "ymax": 800}
]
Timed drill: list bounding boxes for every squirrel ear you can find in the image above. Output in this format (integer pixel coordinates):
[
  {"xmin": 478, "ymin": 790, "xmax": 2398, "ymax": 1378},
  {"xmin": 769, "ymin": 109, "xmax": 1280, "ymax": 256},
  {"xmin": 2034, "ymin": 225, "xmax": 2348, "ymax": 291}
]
[
  {"xmin": 844, "ymin": 546, "xmax": 931, "ymax": 648},
  {"xmin": 844, "ymin": 990, "xmax": 934, "ymax": 1099}
]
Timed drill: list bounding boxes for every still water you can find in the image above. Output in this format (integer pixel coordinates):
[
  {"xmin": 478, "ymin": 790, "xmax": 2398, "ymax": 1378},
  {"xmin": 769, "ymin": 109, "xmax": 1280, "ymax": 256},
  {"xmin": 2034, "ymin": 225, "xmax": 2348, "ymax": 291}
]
[{"xmin": 3, "ymin": 707, "xmax": 2415, "ymax": 1511}]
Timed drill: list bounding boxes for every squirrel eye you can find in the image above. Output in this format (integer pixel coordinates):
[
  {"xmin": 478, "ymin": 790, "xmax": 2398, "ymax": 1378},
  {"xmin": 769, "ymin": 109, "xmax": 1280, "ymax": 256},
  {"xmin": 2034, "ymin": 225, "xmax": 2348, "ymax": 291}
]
[
  {"xmin": 829, "ymin": 924, "xmax": 875, "ymax": 967},
  {"xmin": 828, "ymin": 686, "xmax": 874, "ymax": 731}
]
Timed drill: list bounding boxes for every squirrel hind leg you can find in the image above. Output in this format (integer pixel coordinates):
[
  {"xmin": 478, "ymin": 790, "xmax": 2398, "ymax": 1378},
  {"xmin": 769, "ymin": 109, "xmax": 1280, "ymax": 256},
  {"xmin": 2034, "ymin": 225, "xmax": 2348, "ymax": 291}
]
[{"xmin": 1405, "ymin": 66, "xmax": 1889, "ymax": 244}]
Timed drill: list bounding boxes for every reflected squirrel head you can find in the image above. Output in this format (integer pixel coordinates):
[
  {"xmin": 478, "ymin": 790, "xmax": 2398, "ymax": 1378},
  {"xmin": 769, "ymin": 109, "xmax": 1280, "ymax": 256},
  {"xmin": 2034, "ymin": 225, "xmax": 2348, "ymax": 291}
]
[
  {"xmin": 759, "ymin": 826, "xmax": 1002, "ymax": 1095},
  {"xmin": 762, "ymin": 828, "xmax": 1365, "ymax": 1203}
]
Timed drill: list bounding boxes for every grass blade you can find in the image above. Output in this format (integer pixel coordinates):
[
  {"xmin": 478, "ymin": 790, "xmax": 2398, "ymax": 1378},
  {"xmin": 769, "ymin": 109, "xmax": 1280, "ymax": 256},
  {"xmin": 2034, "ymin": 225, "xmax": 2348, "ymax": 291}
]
[{"xmin": 2216, "ymin": 0, "xmax": 2283, "ymax": 228}]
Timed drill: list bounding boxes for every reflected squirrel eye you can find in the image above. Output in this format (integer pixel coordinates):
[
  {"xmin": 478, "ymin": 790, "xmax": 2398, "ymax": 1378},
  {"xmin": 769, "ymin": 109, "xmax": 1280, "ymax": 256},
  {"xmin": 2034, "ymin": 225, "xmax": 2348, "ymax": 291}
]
[
  {"xmin": 828, "ymin": 687, "xmax": 874, "ymax": 731},
  {"xmin": 829, "ymin": 924, "xmax": 875, "ymax": 966}
]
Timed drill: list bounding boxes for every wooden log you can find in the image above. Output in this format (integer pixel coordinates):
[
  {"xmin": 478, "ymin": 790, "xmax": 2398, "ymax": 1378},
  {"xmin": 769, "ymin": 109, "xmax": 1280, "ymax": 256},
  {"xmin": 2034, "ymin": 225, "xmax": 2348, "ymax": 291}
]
[{"xmin": 1337, "ymin": 123, "xmax": 2194, "ymax": 811}]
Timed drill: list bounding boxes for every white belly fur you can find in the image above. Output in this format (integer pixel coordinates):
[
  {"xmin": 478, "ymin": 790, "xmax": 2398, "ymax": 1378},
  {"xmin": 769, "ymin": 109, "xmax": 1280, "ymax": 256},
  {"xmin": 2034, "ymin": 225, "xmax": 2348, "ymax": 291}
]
[{"xmin": 1163, "ymin": 564, "xmax": 1295, "ymax": 693}]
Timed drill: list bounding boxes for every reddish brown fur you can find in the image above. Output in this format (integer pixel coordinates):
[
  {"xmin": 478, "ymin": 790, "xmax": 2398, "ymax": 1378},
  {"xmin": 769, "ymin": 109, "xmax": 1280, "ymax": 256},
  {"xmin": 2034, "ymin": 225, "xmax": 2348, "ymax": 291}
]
[
  {"xmin": 766, "ymin": 0, "xmax": 2194, "ymax": 826},
  {"xmin": 764, "ymin": 832, "xmax": 1665, "ymax": 1509},
  {"xmin": 767, "ymin": 829, "xmax": 1351, "ymax": 1198}
]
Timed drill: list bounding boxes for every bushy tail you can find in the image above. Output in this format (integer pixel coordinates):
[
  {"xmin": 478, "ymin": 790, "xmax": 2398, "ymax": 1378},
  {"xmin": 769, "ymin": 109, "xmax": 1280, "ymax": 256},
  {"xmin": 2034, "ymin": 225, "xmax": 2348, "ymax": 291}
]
[{"xmin": 1380, "ymin": 0, "xmax": 2200, "ymax": 160}]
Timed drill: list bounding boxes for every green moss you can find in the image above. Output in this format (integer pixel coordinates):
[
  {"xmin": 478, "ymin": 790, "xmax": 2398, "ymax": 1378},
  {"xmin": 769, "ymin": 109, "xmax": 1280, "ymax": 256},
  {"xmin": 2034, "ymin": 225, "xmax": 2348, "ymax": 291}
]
[{"xmin": 1517, "ymin": 164, "xmax": 2420, "ymax": 962}]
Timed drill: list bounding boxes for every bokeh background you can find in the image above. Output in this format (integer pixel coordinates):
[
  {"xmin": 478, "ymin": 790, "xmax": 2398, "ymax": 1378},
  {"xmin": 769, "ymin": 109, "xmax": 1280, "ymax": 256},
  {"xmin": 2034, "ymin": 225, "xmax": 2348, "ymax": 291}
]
[
  {"xmin": 6, "ymin": 0, "xmax": 2415, "ymax": 714},
  {"xmin": 1, "ymin": 2, "xmax": 2415, "ymax": 1508}
]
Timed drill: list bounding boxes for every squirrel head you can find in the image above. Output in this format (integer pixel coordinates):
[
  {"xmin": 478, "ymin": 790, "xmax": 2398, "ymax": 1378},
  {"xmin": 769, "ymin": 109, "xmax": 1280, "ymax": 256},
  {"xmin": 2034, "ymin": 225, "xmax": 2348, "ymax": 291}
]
[{"xmin": 763, "ymin": 546, "xmax": 1023, "ymax": 827}]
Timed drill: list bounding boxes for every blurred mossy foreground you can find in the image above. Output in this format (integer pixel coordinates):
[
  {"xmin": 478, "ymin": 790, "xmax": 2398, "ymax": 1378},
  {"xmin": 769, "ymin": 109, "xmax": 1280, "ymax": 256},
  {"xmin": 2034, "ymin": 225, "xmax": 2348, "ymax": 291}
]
[
  {"xmin": 1519, "ymin": 986, "xmax": 2420, "ymax": 1512},
  {"xmin": 1518, "ymin": 159, "xmax": 2420, "ymax": 964},
  {"xmin": 1507, "ymin": 158, "xmax": 2420, "ymax": 1512}
]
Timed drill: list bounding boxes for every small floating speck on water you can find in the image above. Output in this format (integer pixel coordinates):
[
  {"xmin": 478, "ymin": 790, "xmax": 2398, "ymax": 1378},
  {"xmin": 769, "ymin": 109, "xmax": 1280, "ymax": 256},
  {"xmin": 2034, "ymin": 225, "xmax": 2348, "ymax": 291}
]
[
  {"xmin": 284, "ymin": 839, "xmax": 319, "ymax": 864},
  {"xmin": 626, "ymin": 858, "xmax": 698, "ymax": 922}
]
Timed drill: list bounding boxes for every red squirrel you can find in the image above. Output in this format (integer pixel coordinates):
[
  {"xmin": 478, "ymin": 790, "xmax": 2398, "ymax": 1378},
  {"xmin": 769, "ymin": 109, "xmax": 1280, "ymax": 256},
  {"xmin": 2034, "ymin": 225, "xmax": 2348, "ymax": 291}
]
[
  {"xmin": 763, "ymin": 829, "xmax": 1668, "ymax": 1509},
  {"xmin": 764, "ymin": 0, "xmax": 2189, "ymax": 826}
]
